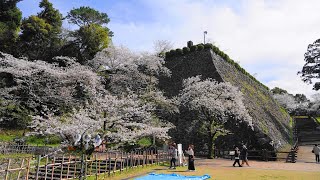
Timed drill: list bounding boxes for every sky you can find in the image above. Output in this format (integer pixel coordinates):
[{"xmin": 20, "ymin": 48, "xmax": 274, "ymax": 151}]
[{"xmin": 17, "ymin": 0, "xmax": 320, "ymax": 98}]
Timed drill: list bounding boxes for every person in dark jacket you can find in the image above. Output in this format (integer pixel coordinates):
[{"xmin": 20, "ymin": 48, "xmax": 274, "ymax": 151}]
[
  {"xmin": 233, "ymin": 147, "xmax": 242, "ymax": 167},
  {"xmin": 185, "ymin": 144, "xmax": 195, "ymax": 171},
  {"xmin": 241, "ymin": 145, "xmax": 250, "ymax": 166}
]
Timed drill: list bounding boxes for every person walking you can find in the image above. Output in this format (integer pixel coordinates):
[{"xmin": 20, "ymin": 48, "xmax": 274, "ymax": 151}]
[
  {"xmin": 312, "ymin": 144, "xmax": 320, "ymax": 163},
  {"xmin": 241, "ymin": 145, "xmax": 250, "ymax": 166},
  {"xmin": 169, "ymin": 143, "xmax": 178, "ymax": 169},
  {"xmin": 185, "ymin": 144, "xmax": 195, "ymax": 171},
  {"xmin": 233, "ymin": 147, "xmax": 242, "ymax": 167}
]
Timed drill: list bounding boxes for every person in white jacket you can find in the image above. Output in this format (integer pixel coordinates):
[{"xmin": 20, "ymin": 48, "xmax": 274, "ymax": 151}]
[
  {"xmin": 312, "ymin": 144, "xmax": 320, "ymax": 163},
  {"xmin": 169, "ymin": 143, "xmax": 178, "ymax": 169}
]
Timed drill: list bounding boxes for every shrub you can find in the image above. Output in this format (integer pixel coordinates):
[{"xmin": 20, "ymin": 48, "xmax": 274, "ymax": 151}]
[
  {"xmin": 137, "ymin": 137, "xmax": 152, "ymax": 148},
  {"xmin": 197, "ymin": 44, "xmax": 204, "ymax": 51},
  {"xmin": 204, "ymin": 43, "xmax": 213, "ymax": 49},
  {"xmin": 187, "ymin": 41, "xmax": 193, "ymax": 48},
  {"xmin": 169, "ymin": 49, "xmax": 176, "ymax": 56},
  {"xmin": 165, "ymin": 51, "xmax": 171, "ymax": 58},
  {"xmin": 183, "ymin": 47, "xmax": 190, "ymax": 54},
  {"xmin": 190, "ymin": 45, "xmax": 198, "ymax": 52},
  {"xmin": 176, "ymin": 48, "xmax": 183, "ymax": 55}
]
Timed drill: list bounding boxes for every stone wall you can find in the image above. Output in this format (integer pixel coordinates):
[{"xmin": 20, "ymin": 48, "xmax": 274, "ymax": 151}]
[{"xmin": 159, "ymin": 49, "xmax": 291, "ymax": 150}]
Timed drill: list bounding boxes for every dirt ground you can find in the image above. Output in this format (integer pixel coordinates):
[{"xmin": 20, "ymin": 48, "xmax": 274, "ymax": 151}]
[{"xmin": 196, "ymin": 145, "xmax": 319, "ymax": 172}]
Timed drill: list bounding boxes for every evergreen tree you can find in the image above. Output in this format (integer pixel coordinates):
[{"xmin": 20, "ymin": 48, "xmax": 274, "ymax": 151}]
[
  {"xmin": 62, "ymin": 6, "xmax": 113, "ymax": 63},
  {"xmin": 19, "ymin": 0, "xmax": 62, "ymax": 60},
  {"xmin": 0, "ymin": 0, "xmax": 22, "ymax": 54}
]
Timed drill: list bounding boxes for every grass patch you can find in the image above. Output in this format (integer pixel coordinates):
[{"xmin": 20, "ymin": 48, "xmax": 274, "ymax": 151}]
[
  {"xmin": 0, "ymin": 129, "xmax": 61, "ymax": 147},
  {"xmin": 0, "ymin": 129, "xmax": 24, "ymax": 142},
  {"xmin": 0, "ymin": 153, "xmax": 33, "ymax": 159},
  {"xmin": 292, "ymin": 116, "xmax": 308, "ymax": 118}
]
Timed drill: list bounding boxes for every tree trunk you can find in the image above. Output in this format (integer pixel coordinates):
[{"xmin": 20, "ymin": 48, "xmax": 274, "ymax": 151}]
[{"xmin": 207, "ymin": 132, "xmax": 216, "ymax": 159}]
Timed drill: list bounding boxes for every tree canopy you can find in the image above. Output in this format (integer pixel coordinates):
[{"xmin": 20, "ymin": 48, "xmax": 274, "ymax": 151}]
[
  {"xmin": 299, "ymin": 39, "xmax": 320, "ymax": 90},
  {"xmin": 0, "ymin": 0, "xmax": 22, "ymax": 54},
  {"xmin": 66, "ymin": 6, "xmax": 110, "ymax": 27},
  {"xmin": 270, "ymin": 87, "xmax": 288, "ymax": 94},
  {"xmin": 63, "ymin": 6, "xmax": 113, "ymax": 63},
  {"xmin": 19, "ymin": 0, "xmax": 63, "ymax": 60}
]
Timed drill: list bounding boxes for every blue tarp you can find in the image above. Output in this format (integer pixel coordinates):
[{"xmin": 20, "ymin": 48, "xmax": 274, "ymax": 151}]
[{"xmin": 134, "ymin": 173, "xmax": 211, "ymax": 180}]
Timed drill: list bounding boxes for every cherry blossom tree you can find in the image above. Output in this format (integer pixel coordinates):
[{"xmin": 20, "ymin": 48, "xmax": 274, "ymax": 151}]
[
  {"xmin": 91, "ymin": 45, "xmax": 171, "ymax": 95},
  {"xmin": 0, "ymin": 48, "xmax": 176, "ymax": 148},
  {"xmin": 153, "ymin": 40, "xmax": 173, "ymax": 57},
  {"xmin": 0, "ymin": 53, "xmax": 102, "ymax": 113},
  {"xmin": 273, "ymin": 93, "xmax": 309, "ymax": 115},
  {"xmin": 178, "ymin": 76, "xmax": 252, "ymax": 158},
  {"xmin": 30, "ymin": 93, "xmax": 173, "ymax": 146}
]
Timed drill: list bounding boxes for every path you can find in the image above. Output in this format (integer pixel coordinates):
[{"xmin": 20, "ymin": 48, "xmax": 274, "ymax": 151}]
[
  {"xmin": 296, "ymin": 145, "xmax": 317, "ymax": 163},
  {"xmin": 196, "ymin": 158, "xmax": 320, "ymax": 172}
]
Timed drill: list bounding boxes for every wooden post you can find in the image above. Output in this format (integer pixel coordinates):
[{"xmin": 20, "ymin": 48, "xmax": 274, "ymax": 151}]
[
  {"xmin": 73, "ymin": 158, "xmax": 77, "ymax": 178},
  {"xmin": 108, "ymin": 153, "xmax": 111, "ymax": 177},
  {"xmin": 104, "ymin": 154, "xmax": 108, "ymax": 179},
  {"xmin": 17, "ymin": 158, "xmax": 24, "ymax": 180},
  {"xmin": 51, "ymin": 157, "xmax": 56, "ymax": 180},
  {"xmin": 137, "ymin": 151, "xmax": 140, "ymax": 167},
  {"xmin": 84, "ymin": 155, "xmax": 88, "ymax": 179},
  {"xmin": 25, "ymin": 158, "xmax": 31, "ymax": 180},
  {"xmin": 125, "ymin": 152, "xmax": 128, "ymax": 171},
  {"xmin": 151, "ymin": 150, "xmax": 154, "ymax": 164},
  {"xmin": 120, "ymin": 152, "xmax": 123, "ymax": 173},
  {"xmin": 98, "ymin": 156, "xmax": 101, "ymax": 175},
  {"xmin": 142, "ymin": 151, "xmax": 146, "ymax": 167},
  {"xmin": 66, "ymin": 155, "xmax": 71, "ymax": 179},
  {"xmin": 44, "ymin": 156, "xmax": 48, "ymax": 180},
  {"xmin": 60, "ymin": 155, "xmax": 65, "ymax": 179},
  {"xmin": 146, "ymin": 150, "xmax": 149, "ymax": 166},
  {"xmin": 133, "ymin": 152, "xmax": 136, "ymax": 167},
  {"xmin": 35, "ymin": 155, "xmax": 41, "ymax": 180},
  {"xmin": 88, "ymin": 157, "xmax": 93, "ymax": 176},
  {"xmin": 5, "ymin": 159, "xmax": 11, "ymax": 180},
  {"xmin": 113, "ymin": 153, "xmax": 117, "ymax": 174},
  {"xmin": 95, "ymin": 154, "xmax": 98, "ymax": 180},
  {"xmin": 131, "ymin": 152, "xmax": 133, "ymax": 168}
]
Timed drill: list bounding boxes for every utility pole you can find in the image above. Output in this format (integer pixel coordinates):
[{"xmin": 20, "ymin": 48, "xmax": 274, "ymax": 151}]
[{"xmin": 204, "ymin": 31, "xmax": 207, "ymax": 44}]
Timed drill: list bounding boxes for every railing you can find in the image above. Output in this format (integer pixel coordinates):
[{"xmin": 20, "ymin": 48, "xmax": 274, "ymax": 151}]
[
  {"xmin": 214, "ymin": 149, "xmax": 295, "ymax": 162},
  {"xmin": 0, "ymin": 144, "xmax": 58, "ymax": 156},
  {"xmin": 0, "ymin": 149, "xmax": 170, "ymax": 180},
  {"xmin": 286, "ymin": 140, "xmax": 298, "ymax": 163}
]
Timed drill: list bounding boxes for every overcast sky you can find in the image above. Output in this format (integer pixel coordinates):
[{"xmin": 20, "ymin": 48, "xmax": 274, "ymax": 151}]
[{"xmin": 18, "ymin": 0, "xmax": 320, "ymax": 97}]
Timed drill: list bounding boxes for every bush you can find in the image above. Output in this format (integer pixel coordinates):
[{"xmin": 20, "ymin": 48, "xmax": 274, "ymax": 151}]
[
  {"xmin": 204, "ymin": 43, "xmax": 213, "ymax": 49},
  {"xmin": 165, "ymin": 51, "xmax": 171, "ymax": 58},
  {"xmin": 197, "ymin": 44, "xmax": 204, "ymax": 51},
  {"xmin": 137, "ymin": 137, "xmax": 152, "ymax": 148},
  {"xmin": 183, "ymin": 47, "xmax": 190, "ymax": 54},
  {"xmin": 190, "ymin": 45, "xmax": 198, "ymax": 52},
  {"xmin": 169, "ymin": 49, "xmax": 176, "ymax": 56},
  {"xmin": 176, "ymin": 48, "xmax": 183, "ymax": 55}
]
